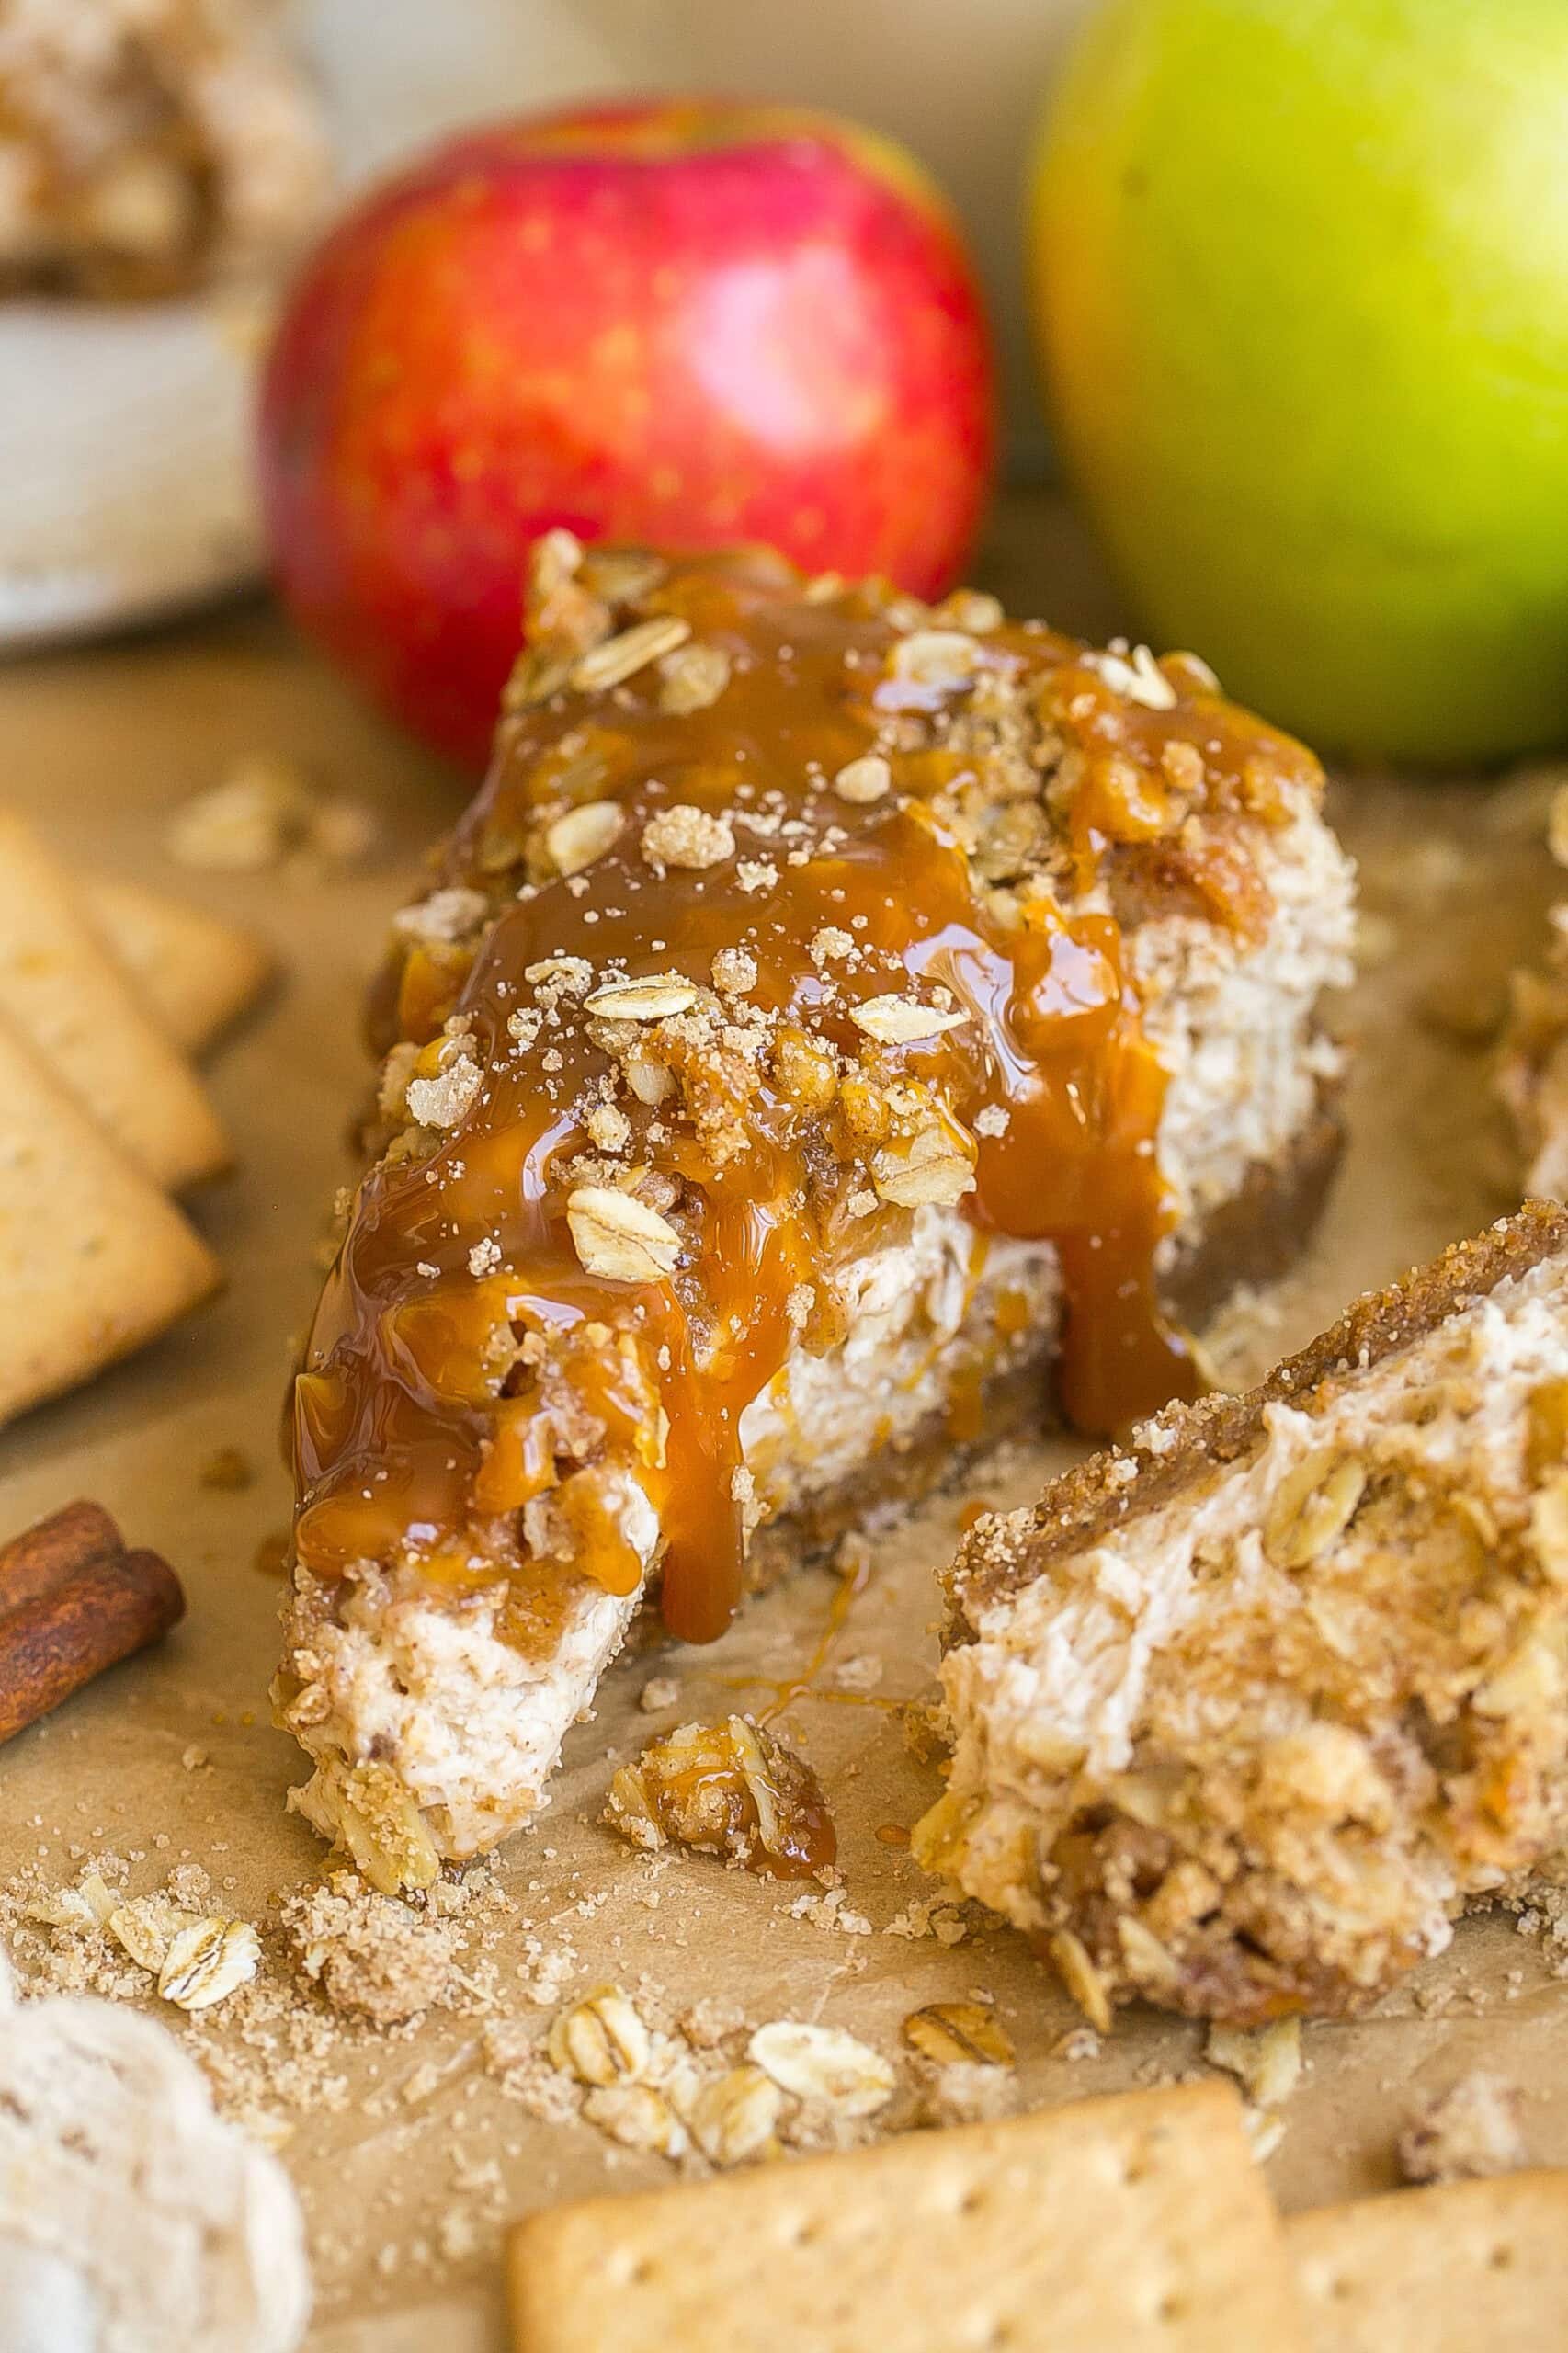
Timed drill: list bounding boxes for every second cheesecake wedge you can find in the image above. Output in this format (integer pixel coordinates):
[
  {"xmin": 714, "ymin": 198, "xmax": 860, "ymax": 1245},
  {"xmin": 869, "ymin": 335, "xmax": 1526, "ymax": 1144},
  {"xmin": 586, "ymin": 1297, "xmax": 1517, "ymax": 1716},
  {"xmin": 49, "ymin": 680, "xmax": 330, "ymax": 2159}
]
[{"xmin": 922, "ymin": 1204, "xmax": 1568, "ymax": 2025}]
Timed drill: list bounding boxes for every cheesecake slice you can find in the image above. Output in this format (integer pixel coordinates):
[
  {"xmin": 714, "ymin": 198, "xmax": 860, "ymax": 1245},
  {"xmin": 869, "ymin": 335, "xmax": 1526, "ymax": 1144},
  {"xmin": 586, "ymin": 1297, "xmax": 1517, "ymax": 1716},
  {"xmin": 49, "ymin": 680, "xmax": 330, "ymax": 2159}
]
[
  {"xmin": 920, "ymin": 1205, "xmax": 1568, "ymax": 2025},
  {"xmin": 278, "ymin": 534, "xmax": 1355, "ymax": 1890}
]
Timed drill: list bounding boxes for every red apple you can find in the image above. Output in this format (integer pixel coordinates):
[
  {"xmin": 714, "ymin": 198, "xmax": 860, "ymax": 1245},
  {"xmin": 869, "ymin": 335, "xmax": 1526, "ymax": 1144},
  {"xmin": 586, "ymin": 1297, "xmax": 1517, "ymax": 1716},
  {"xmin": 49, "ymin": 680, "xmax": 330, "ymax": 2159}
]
[{"xmin": 257, "ymin": 97, "xmax": 995, "ymax": 767}]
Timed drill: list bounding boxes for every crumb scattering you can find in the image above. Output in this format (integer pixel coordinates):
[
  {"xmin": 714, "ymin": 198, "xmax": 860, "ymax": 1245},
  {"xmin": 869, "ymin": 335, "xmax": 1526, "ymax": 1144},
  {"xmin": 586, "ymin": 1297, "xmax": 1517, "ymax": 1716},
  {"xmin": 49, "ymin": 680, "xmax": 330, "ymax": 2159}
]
[{"xmin": 1398, "ymin": 2069, "xmax": 1527, "ymax": 2185}]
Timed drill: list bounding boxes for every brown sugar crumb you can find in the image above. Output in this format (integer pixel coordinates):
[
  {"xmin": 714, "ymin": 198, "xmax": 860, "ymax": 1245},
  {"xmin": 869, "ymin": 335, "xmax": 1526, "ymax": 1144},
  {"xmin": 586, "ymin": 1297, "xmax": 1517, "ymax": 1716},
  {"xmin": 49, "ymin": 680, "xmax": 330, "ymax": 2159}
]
[
  {"xmin": 280, "ymin": 1871, "xmax": 457, "ymax": 2026},
  {"xmin": 482, "ymin": 2019, "xmax": 583, "ymax": 2123},
  {"xmin": 166, "ymin": 755, "xmax": 376, "ymax": 875},
  {"xmin": 1397, "ymin": 2070, "xmax": 1527, "ymax": 2185},
  {"xmin": 641, "ymin": 803, "xmax": 735, "ymax": 871},
  {"xmin": 604, "ymin": 1716, "xmax": 835, "ymax": 1880},
  {"xmin": 678, "ymin": 1995, "xmax": 747, "ymax": 2053}
]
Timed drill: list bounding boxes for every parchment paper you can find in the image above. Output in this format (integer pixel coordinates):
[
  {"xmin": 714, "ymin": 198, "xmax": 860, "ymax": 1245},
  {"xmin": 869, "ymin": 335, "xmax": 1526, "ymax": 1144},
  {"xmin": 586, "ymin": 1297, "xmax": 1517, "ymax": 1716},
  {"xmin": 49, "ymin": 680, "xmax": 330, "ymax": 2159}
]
[{"xmin": 2, "ymin": 494, "xmax": 1564, "ymax": 2351}]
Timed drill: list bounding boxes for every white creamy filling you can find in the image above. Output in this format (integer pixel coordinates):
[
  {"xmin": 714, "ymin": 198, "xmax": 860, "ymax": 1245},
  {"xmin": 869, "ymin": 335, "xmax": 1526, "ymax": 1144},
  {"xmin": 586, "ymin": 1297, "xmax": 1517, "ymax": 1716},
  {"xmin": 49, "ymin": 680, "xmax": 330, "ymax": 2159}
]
[
  {"xmin": 1138, "ymin": 797, "xmax": 1356, "ymax": 1225},
  {"xmin": 739, "ymin": 1208, "xmax": 1061, "ymax": 1518},
  {"xmin": 951, "ymin": 1255, "xmax": 1568, "ymax": 1813}
]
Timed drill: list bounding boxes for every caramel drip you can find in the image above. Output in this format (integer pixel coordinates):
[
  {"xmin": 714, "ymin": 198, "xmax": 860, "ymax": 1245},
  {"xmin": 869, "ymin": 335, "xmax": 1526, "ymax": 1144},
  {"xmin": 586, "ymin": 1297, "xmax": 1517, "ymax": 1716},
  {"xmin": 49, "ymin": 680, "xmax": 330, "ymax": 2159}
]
[{"xmin": 292, "ymin": 551, "xmax": 1319, "ymax": 1645}]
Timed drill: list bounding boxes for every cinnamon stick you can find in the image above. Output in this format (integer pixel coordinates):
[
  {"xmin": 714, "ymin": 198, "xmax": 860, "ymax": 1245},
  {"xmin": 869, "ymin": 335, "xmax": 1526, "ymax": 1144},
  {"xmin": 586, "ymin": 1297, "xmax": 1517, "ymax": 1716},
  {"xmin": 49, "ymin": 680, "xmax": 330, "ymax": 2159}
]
[
  {"xmin": 0, "ymin": 1500, "xmax": 124, "ymax": 1613},
  {"xmin": 0, "ymin": 1504, "xmax": 184, "ymax": 1745}
]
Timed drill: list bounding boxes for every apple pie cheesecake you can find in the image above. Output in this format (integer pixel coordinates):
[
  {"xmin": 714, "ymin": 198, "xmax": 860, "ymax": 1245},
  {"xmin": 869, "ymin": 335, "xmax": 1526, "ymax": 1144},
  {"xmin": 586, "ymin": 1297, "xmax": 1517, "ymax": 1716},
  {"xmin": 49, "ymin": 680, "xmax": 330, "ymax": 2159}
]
[
  {"xmin": 0, "ymin": 0, "xmax": 328, "ymax": 298},
  {"xmin": 920, "ymin": 1204, "xmax": 1568, "ymax": 2025},
  {"xmin": 278, "ymin": 533, "xmax": 1355, "ymax": 1889}
]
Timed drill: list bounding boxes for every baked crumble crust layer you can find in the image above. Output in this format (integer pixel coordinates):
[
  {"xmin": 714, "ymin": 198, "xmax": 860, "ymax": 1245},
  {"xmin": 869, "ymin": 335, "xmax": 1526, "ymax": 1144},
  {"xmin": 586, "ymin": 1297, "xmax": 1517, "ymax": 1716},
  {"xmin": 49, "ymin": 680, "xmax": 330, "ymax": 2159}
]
[
  {"xmin": 926, "ymin": 1203, "xmax": 1568, "ymax": 2024},
  {"xmin": 278, "ymin": 535, "xmax": 1354, "ymax": 1882}
]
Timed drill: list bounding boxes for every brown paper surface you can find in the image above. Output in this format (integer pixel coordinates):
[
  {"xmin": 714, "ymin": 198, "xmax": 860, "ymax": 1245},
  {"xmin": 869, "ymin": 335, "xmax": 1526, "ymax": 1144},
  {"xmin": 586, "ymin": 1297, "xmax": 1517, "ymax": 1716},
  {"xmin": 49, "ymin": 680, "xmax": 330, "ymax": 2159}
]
[{"xmin": 2, "ymin": 494, "xmax": 1565, "ymax": 2351}]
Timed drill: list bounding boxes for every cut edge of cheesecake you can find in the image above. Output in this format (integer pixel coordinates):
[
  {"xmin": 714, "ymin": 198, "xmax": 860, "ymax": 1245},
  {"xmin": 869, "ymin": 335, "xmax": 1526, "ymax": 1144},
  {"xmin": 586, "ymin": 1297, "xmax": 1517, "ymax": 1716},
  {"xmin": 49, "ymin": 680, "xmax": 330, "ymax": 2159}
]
[{"xmin": 924, "ymin": 1201, "xmax": 1568, "ymax": 2026}]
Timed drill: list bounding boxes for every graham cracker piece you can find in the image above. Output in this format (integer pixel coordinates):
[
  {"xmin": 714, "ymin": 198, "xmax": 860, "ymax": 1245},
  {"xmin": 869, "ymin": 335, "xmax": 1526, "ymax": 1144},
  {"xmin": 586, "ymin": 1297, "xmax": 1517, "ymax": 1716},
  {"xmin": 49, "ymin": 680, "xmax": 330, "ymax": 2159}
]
[
  {"xmin": 1289, "ymin": 2171, "xmax": 1568, "ymax": 2350},
  {"xmin": 83, "ymin": 875, "xmax": 273, "ymax": 1054},
  {"xmin": 508, "ymin": 2083, "xmax": 1307, "ymax": 2353},
  {"xmin": 0, "ymin": 1012, "xmax": 221, "ymax": 1426},
  {"xmin": 0, "ymin": 812, "xmax": 229, "ymax": 1189}
]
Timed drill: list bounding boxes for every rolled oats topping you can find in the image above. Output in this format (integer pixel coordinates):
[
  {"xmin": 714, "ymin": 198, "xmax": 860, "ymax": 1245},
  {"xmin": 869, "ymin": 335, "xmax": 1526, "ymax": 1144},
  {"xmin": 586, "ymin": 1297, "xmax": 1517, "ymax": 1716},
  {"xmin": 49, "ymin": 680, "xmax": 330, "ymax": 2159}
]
[
  {"xmin": 571, "ymin": 614, "xmax": 692, "ymax": 692},
  {"xmin": 544, "ymin": 800, "xmax": 624, "ymax": 878},
  {"xmin": 547, "ymin": 1986, "xmax": 652, "ymax": 2087},
  {"xmin": 583, "ymin": 972, "xmax": 699, "ymax": 1021},
  {"xmin": 566, "ymin": 1185, "xmax": 683, "ymax": 1282},
  {"xmin": 746, "ymin": 2020, "xmax": 895, "ymax": 2115},
  {"xmin": 900, "ymin": 2001, "xmax": 1015, "ymax": 2068},
  {"xmin": 156, "ymin": 1916, "xmax": 261, "ymax": 2012}
]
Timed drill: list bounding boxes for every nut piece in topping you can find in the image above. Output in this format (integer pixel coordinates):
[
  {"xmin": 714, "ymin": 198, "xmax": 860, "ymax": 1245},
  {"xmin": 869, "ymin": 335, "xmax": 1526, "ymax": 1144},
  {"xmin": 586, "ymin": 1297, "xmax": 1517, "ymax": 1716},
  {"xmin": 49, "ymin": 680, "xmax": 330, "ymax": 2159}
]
[
  {"xmin": 548, "ymin": 1985, "xmax": 652, "ymax": 2086},
  {"xmin": 833, "ymin": 755, "xmax": 892, "ymax": 804},
  {"xmin": 849, "ymin": 995, "xmax": 969, "ymax": 1046},
  {"xmin": 937, "ymin": 588, "xmax": 1005, "ymax": 634},
  {"xmin": 392, "ymin": 886, "xmax": 489, "ymax": 945},
  {"xmin": 747, "ymin": 2020, "xmax": 895, "ymax": 2116},
  {"xmin": 567, "ymin": 1185, "xmax": 683, "ymax": 1282},
  {"xmin": 585, "ymin": 972, "xmax": 699, "ymax": 1021},
  {"xmin": 571, "ymin": 613, "xmax": 692, "ymax": 691},
  {"xmin": 641, "ymin": 803, "xmax": 736, "ymax": 870},
  {"xmin": 157, "ymin": 1916, "xmax": 261, "ymax": 2011},
  {"xmin": 711, "ymin": 947, "xmax": 757, "ymax": 995},
  {"xmin": 604, "ymin": 1714, "xmax": 836, "ymax": 1878},
  {"xmin": 901, "ymin": 2001, "xmax": 1016, "ymax": 2068},
  {"xmin": 545, "ymin": 800, "xmax": 624, "ymax": 878}
]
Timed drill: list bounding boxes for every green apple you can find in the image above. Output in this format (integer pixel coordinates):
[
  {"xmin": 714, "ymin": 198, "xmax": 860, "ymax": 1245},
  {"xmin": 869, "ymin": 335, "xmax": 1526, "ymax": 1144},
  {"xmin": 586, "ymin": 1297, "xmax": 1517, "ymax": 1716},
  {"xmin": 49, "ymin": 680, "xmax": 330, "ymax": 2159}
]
[{"xmin": 1030, "ymin": 0, "xmax": 1568, "ymax": 765}]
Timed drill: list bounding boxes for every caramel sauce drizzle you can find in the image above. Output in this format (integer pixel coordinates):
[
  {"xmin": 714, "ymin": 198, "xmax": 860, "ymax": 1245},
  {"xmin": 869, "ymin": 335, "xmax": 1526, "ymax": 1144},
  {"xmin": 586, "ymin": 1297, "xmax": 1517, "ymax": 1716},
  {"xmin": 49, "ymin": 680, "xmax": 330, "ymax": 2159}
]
[{"xmin": 292, "ymin": 549, "xmax": 1318, "ymax": 1649}]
